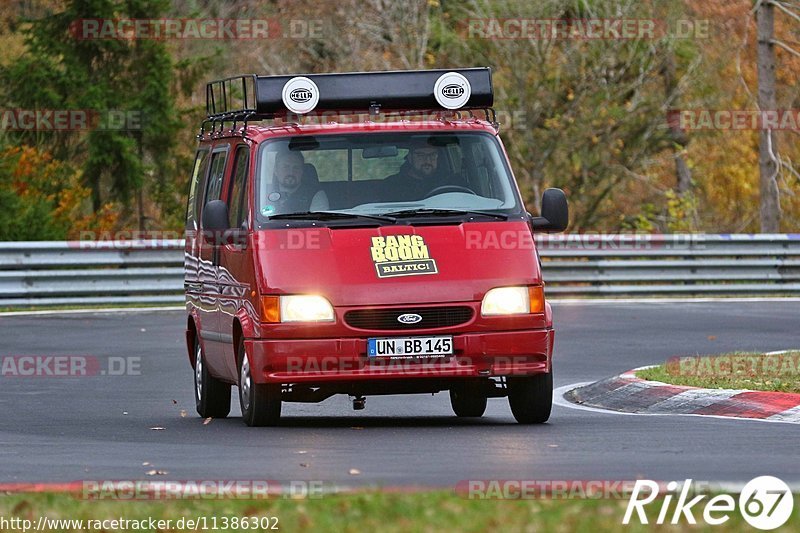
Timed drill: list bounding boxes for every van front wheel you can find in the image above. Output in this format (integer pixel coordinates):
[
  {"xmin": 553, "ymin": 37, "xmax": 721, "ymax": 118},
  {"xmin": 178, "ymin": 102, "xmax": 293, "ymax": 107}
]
[
  {"xmin": 507, "ymin": 372, "xmax": 553, "ymax": 424},
  {"xmin": 449, "ymin": 382, "xmax": 488, "ymax": 417},
  {"xmin": 194, "ymin": 333, "xmax": 231, "ymax": 419},
  {"xmin": 238, "ymin": 340, "xmax": 281, "ymax": 427}
]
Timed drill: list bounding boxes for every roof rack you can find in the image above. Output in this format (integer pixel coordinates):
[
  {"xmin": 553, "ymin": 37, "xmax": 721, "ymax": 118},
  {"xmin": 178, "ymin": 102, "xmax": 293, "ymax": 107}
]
[
  {"xmin": 200, "ymin": 68, "xmax": 495, "ymax": 137},
  {"xmin": 201, "ymin": 74, "xmax": 258, "ymax": 137}
]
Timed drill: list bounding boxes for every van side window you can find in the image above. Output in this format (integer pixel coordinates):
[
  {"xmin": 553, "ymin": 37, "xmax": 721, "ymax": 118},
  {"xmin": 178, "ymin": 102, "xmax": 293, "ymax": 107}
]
[
  {"xmin": 186, "ymin": 149, "xmax": 210, "ymax": 228},
  {"xmin": 227, "ymin": 146, "xmax": 250, "ymax": 229},
  {"xmin": 204, "ymin": 150, "xmax": 228, "ymax": 208}
]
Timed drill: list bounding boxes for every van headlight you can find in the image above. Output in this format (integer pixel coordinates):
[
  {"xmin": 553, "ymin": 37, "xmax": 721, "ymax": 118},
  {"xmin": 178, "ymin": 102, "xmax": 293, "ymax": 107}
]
[
  {"xmin": 481, "ymin": 286, "xmax": 544, "ymax": 316},
  {"xmin": 281, "ymin": 295, "xmax": 335, "ymax": 322},
  {"xmin": 261, "ymin": 295, "xmax": 335, "ymax": 322}
]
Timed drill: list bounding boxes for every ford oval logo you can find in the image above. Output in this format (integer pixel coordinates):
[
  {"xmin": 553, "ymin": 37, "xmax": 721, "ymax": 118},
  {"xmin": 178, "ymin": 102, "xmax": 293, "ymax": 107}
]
[
  {"xmin": 397, "ymin": 313, "xmax": 422, "ymax": 325},
  {"xmin": 290, "ymin": 88, "xmax": 313, "ymax": 103},
  {"xmin": 441, "ymin": 84, "xmax": 464, "ymax": 99}
]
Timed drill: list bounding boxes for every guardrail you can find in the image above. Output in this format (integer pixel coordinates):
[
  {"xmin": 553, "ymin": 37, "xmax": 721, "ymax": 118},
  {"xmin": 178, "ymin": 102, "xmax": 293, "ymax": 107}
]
[
  {"xmin": 1, "ymin": 234, "xmax": 798, "ymax": 307},
  {"xmin": 537, "ymin": 234, "xmax": 800, "ymax": 295},
  {"xmin": 0, "ymin": 240, "xmax": 185, "ymax": 307}
]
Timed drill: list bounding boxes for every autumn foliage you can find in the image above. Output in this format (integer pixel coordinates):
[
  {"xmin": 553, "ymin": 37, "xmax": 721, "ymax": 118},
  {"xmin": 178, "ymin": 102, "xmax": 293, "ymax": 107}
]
[
  {"xmin": 0, "ymin": 0, "xmax": 798, "ymax": 238},
  {"xmin": 0, "ymin": 145, "xmax": 118, "ymax": 240}
]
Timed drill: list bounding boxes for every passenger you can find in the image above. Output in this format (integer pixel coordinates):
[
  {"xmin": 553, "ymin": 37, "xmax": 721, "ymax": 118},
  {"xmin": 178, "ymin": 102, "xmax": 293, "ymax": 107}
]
[{"xmin": 266, "ymin": 150, "xmax": 328, "ymax": 214}]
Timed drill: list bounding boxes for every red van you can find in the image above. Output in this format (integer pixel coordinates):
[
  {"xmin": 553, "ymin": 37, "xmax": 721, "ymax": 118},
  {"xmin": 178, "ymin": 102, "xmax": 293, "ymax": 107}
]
[{"xmin": 185, "ymin": 68, "xmax": 568, "ymax": 426}]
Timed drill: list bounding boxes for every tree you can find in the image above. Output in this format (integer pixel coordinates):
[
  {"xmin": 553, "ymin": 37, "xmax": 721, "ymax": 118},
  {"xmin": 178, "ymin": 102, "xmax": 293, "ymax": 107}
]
[
  {"xmin": 1, "ymin": 0, "xmax": 183, "ymax": 229},
  {"xmin": 430, "ymin": 0, "xmax": 697, "ymax": 230}
]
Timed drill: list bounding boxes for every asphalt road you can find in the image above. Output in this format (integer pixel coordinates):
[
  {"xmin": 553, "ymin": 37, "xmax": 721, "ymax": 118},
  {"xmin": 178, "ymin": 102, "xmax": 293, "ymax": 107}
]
[{"xmin": 1, "ymin": 301, "xmax": 798, "ymax": 487}]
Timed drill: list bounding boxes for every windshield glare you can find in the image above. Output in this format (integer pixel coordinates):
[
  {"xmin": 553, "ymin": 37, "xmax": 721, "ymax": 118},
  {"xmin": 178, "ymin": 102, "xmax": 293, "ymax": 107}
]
[{"xmin": 256, "ymin": 132, "xmax": 522, "ymax": 220}]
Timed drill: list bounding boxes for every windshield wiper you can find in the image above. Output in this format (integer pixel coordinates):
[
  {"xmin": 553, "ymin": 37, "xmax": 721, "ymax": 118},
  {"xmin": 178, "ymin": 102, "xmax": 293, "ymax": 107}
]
[
  {"xmin": 382, "ymin": 208, "xmax": 508, "ymax": 220},
  {"xmin": 267, "ymin": 211, "xmax": 397, "ymax": 223}
]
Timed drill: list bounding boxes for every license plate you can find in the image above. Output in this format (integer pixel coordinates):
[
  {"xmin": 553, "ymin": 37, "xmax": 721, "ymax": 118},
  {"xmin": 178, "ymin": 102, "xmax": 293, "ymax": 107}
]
[{"xmin": 367, "ymin": 336, "xmax": 453, "ymax": 358}]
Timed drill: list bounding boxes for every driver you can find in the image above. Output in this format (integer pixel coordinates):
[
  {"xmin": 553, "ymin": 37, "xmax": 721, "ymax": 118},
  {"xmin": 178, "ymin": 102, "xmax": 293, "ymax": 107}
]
[{"xmin": 383, "ymin": 139, "xmax": 449, "ymax": 201}]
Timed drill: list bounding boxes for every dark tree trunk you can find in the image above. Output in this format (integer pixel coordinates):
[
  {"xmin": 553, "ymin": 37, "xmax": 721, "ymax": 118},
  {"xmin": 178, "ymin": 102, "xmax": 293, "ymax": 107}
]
[
  {"xmin": 662, "ymin": 53, "xmax": 692, "ymax": 194},
  {"xmin": 757, "ymin": 0, "xmax": 781, "ymax": 232},
  {"xmin": 89, "ymin": 172, "xmax": 101, "ymax": 213}
]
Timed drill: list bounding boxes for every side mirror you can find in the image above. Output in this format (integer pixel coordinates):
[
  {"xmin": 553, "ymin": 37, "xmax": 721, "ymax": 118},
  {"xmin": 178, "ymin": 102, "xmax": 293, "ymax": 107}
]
[
  {"xmin": 202, "ymin": 200, "xmax": 248, "ymax": 246},
  {"xmin": 202, "ymin": 200, "xmax": 229, "ymax": 245},
  {"xmin": 530, "ymin": 188, "xmax": 569, "ymax": 233},
  {"xmin": 202, "ymin": 200, "xmax": 230, "ymax": 231}
]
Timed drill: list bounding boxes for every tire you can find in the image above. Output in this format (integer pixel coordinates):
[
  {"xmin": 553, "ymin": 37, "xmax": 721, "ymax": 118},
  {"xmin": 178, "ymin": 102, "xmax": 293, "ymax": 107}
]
[
  {"xmin": 194, "ymin": 333, "xmax": 231, "ymax": 419},
  {"xmin": 507, "ymin": 372, "xmax": 553, "ymax": 424},
  {"xmin": 237, "ymin": 339, "xmax": 281, "ymax": 427},
  {"xmin": 449, "ymin": 381, "xmax": 488, "ymax": 417}
]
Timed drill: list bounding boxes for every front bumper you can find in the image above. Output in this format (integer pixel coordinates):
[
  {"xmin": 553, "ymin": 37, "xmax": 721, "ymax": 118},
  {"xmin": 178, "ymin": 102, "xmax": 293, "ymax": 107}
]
[{"xmin": 245, "ymin": 328, "xmax": 554, "ymax": 384}]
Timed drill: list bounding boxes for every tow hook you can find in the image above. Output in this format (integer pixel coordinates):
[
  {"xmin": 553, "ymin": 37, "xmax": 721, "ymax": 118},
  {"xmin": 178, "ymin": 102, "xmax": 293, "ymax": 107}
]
[{"xmin": 352, "ymin": 396, "xmax": 366, "ymax": 410}]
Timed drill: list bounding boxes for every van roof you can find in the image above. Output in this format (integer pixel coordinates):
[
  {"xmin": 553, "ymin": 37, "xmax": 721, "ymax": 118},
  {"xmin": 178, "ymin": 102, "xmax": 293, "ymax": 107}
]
[{"xmin": 198, "ymin": 118, "xmax": 500, "ymax": 144}]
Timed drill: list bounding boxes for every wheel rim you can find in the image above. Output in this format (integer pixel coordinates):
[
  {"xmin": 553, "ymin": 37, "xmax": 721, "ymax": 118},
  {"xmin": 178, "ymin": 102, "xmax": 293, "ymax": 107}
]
[
  {"xmin": 240, "ymin": 353, "xmax": 251, "ymax": 411},
  {"xmin": 194, "ymin": 342, "xmax": 203, "ymax": 401}
]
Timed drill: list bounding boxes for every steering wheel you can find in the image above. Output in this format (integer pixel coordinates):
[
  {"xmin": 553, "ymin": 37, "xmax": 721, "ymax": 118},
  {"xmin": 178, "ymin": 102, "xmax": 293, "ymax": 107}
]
[{"xmin": 423, "ymin": 185, "xmax": 477, "ymax": 198}]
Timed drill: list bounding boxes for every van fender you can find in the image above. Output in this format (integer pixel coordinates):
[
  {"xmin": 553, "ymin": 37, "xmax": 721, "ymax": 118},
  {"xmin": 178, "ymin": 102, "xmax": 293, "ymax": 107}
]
[{"xmin": 234, "ymin": 306, "xmax": 258, "ymax": 344}]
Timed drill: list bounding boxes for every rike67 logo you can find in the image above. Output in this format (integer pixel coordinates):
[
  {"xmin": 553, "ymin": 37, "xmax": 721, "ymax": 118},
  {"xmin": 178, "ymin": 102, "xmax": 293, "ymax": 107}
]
[{"xmin": 624, "ymin": 477, "xmax": 794, "ymax": 530}]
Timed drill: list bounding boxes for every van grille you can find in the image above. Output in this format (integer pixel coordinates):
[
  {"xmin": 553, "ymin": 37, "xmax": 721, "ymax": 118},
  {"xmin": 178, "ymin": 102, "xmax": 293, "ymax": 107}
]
[{"xmin": 344, "ymin": 306, "xmax": 473, "ymax": 330}]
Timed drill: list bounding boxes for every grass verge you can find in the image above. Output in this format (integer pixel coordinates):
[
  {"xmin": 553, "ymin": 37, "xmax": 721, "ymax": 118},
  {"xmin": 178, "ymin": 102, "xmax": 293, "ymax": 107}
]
[
  {"xmin": 0, "ymin": 302, "xmax": 183, "ymax": 314},
  {"xmin": 1, "ymin": 490, "xmax": 798, "ymax": 532},
  {"xmin": 636, "ymin": 351, "xmax": 800, "ymax": 394}
]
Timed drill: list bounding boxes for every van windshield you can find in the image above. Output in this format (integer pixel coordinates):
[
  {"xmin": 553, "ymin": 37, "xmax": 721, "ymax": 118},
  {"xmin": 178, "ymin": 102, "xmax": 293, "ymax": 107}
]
[{"xmin": 255, "ymin": 132, "xmax": 524, "ymax": 223}]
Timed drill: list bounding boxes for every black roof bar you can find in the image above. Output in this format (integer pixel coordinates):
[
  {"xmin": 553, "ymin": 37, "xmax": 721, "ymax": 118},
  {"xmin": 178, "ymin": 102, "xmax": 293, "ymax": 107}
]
[{"xmin": 204, "ymin": 68, "xmax": 493, "ymax": 120}]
